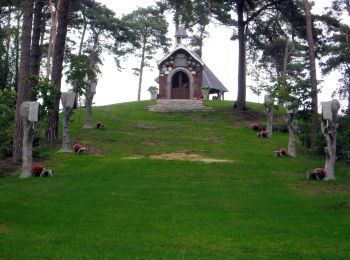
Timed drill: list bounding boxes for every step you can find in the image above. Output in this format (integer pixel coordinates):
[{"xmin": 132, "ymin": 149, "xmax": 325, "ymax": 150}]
[{"xmin": 147, "ymin": 99, "xmax": 213, "ymax": 112}]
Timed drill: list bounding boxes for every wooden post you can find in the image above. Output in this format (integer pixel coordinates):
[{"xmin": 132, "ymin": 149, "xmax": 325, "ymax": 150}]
[
  {"xmin": 20, "ymin": 102, "xmax": 39, "ymax": 178},
  {"xmin": 60, "ymin": 92, "xmax": 76, "ymax": 152},
  {"xmin": 321, "ymin": 99, "xmax": 340, "ymax": 180}
]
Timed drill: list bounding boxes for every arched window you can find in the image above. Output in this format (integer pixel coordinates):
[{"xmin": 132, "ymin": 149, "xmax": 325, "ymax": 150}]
[{"xmin": 171, "ymin": 71, "xmax": 189, "ymax": 89}]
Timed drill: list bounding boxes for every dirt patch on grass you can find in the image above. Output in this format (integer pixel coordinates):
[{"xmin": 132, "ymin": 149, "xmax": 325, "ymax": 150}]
[
  {"xmin": 123, "ymin": 153, "xmax": 234, "ymax": 163},
  {"xmin": 0, "ymin": 224, "xmax": 12, "ymax": 234}
]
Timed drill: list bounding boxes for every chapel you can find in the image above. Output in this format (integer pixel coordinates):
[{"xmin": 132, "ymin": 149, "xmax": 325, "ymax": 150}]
[{"xmin": 156, "ymin": 26, "xmax": 228, "ymax": 100}]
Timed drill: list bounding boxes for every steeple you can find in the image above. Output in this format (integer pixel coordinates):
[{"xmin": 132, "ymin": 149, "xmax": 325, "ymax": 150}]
[{"xmin": 175, "ymin": 26, "xmax": 188, "ymax": 45}]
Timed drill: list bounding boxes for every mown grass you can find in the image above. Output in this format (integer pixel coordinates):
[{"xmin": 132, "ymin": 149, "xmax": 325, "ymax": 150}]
[{"xmin": 1, "ymin": 100, "xmax": 349, "ymax": 258}]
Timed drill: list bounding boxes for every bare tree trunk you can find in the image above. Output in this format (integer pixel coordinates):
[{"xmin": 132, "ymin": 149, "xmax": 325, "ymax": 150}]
[
  {"xmin": 20, "ymin": 117, "xmax": 34, "ymax": 178},
  {"xmin": 137, "ymin": 38, "xmax": 147, "ymax": 102},
  {"xmin": 28, "ymin": 0, "xmax": 44, "ymax": 96},
  {"xmin": 266, "ymin": 107, "xmax": 273, "ymax": 138},
  {"xmin": 45, "ymin": 0, "xmax": 71, "ymax": 142},
  {"xmin": 4, "ymin": 6, "xmax": 11, "ymax": 88},
  {"xmin": 61, "ymin": 106, "xmax": 74, "ymax": 152},
  {"xmin": 287, "ymin": 112, "xmax": 298, "ymax": 157},
  {"xmin": 83, "ymin": 37, "xmax": 98, "ymax": 128},
  {"xmin": 303, "ymin": 0, "xmax": 318, "ymax": 148},
  {"xmin": 46, "ymin": 0, "xmax": 61, "ymax": 78},
  {"xmin": 14, "ymin": 12, "xmax": 21, "ymax": 92},
  {"xmin": 78, "ymin": 21, "xmax": 87, "ymax": 55},
  {"xmin": 13, "ymin": 0, "xmax": 34, "ymax": 161},
  {"xmin": 235, "ymin": 1, "xmax": 246, "ymax": 110},
  {"xmin": 322, "ymin": 100, "xmax": 340, "ymax": 180}
]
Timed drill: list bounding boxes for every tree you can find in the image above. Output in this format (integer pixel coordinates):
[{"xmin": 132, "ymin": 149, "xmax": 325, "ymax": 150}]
[
  {"xmin": 210, "ymin": 0, "xmax": 308, "ymax": 110},
  {"xmin": 45, "ymin": 0, "xmax": 71, "ymax": 142},
  {"xmin": 303, "ymin": 0, "xmax": 318, "ymax": 148},
  {"xmin": 12, "ymin": 0, "xmax": 34, "ymax": 161},
  {"xmin": 122, "ymin": 7, "xmax": 170, "ymax": 101}
]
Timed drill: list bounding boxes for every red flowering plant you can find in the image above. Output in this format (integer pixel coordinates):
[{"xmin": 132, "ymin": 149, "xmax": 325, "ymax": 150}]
[
  {"xmin": 96, "ymin": 121, "xmax": 102, "ymax": 129},
  {"xmin": 32, "ymin": 164, "xmax": 44, "ymax": 177},
  {"xmin": 279, "ymin": 147, "xmax": 287, "ymax": 156},
  {"xmin": 73, "ymin": 143, "xmax": 82, "ymax": 153},
  {"xmin": 250, "ymin": 123, "xmax": 262, "ymax": 131},
  {"xmin": 260, "ymin": 131, "xmax": 268, "ymax": 137},
  {"xmin": 314, "ymin": 168, "xmax": 326, "ymax": 179}
]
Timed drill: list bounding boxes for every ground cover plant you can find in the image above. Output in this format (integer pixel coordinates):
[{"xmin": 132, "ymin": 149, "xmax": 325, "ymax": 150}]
[{"xmin": 0, "ymin": 100, "xmax": 349, "ymax": 258}]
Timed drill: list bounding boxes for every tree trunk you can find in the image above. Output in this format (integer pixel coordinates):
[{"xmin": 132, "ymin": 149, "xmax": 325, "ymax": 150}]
[
  {"xmin": 83, "ymin": 37, "xmax": 98, "ymax": 128},
  {"xmin": 235, "ymin": 1, "xmax": 246, "ymax": 110},
  {"xmin": 46, "ymin": 0, "xmax": 61, "ymax": 78},
  {"xmin": 14, "ymin": 12, "xmax": 21, "ymax": 92},
  {"xmin": 137, "ymin": 38, "xmax": 147, "ymax": 102},
  {"xmin": 60, "ymin": 106, "xmax": 74, "ymax": 152},
  {"xmin": 303, "ymin": 0, "xmax": 318, "ymax": 148},
  {"xmin": 28, "ymin": 0, "xmax": 44, "ymax": 96},
  {"xmin": 287, "ymin": 112, "xmax": 298, "ymax": 157},
  {"xmin": 266, "ymin": 107, "xmax": 273, "ymax": 138},
  {"xmin": 322, "ymin": 100, "xmax": 340, "ymax": 180},
  {"xmin": 13, "ymin": 0, "xmax": 34, "ymax": 161},
  {"xmin": 4, "ymin": 6, "xmax": 11, "ymax": 88},
  {"xmin": 78, "ymin": 20, "xmax": 87, "ymax": 55},
  {"xmin": 20, "ymin": 117, "xmax": 34, "ymax": 178},
  {"xmin": 45, "ymin": 0, "xmax": 71, "ymax": 142}
]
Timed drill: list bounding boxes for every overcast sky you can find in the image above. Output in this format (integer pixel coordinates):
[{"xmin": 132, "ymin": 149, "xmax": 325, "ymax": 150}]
[{"xmin": 69, "ymin": 0, "xmax": 348, "ymax": 110}]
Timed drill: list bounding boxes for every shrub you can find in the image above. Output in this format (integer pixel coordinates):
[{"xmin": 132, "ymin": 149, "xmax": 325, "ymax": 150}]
[{"xmin": 0, "ymin": 88, "xmax": 15, "ymax": 157}]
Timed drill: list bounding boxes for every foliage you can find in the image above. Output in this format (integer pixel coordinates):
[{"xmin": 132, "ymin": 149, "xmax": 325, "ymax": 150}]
[
  {"xmin": 0, "ymin": 88, "xmax": 16, "ymax": 157},
  {"xmin": 65, "ymin": 54, "xmax": 96, "ymax": 96},
  {"xmin": 147, "ymin": 86, "xmax": 158, "ymax": 93},
  {"xmin": 30, "ymin": 77, "xmax": 59, "ymax": 116}
]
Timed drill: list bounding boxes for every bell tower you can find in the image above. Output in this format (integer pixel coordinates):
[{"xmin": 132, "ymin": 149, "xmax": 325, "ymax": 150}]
[{"xmin": 175, "ymin": 26, "xmax": 188, "ymax": 45}]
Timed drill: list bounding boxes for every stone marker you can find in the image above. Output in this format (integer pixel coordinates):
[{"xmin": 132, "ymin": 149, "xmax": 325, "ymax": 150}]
[
  {"xmin": 20, "ymin": 101, "xmax": 39, "ymax": 178},
  {"xmin": 321, "ymin": 99, "xmax": 340, "ymax": 180}
]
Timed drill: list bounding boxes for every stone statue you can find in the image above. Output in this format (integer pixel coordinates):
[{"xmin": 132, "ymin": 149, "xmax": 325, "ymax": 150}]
[
  {"xmin": 321, "ymin": 99, "xmax": 340, "ymax": 180},
  {"xmin": 19, "ymin": 101, "xmax": 39, "ymax": 178}
]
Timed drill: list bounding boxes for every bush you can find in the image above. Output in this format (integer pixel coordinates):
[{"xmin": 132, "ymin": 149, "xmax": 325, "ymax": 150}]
[{"xmin": 0, "ymin": 88, "xmax": 15, "ymax": 157}]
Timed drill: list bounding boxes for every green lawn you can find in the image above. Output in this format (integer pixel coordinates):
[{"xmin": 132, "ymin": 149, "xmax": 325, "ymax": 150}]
[{"xmin": 1, "ymin": 100, "xmax": 349, "ymax": 258}]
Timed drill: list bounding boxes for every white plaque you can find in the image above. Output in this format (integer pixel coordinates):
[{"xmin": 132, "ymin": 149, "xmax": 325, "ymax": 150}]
[{"xmin": 28, "ymin": 102, "xmax": 39, "ymax": 122}]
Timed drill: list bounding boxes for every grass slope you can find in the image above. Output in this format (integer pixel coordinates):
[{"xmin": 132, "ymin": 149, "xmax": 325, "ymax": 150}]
[{"xmin": 1, "ymin": 100, "xmax": 350, "ymax": 258}]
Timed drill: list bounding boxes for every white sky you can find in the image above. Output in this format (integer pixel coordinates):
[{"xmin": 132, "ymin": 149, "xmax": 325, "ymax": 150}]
[{"xmin": 64, "ymin": 0, "xmax": 349, "ymax": 110}]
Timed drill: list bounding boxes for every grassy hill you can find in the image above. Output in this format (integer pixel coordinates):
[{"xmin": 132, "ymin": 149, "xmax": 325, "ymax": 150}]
[{"xmin": 1, "ymin": 100, "xmax": 350, "ymax": 258}]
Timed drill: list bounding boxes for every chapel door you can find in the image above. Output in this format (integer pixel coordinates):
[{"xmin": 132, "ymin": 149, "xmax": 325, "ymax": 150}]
[{"xmin": 171, "ymin": 71, "xmax": 190, "ymax": 99}]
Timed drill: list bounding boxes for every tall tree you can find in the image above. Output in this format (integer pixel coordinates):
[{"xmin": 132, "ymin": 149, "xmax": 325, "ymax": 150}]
[
  {"xmin": 13, "ymin": 0, "xmax": 34, "ymax": 161},
  {"xmin": 28, "ymin": 0, "xmax": 44, "ymax": 94},
  {"xmin": 123, "ymin": 7, "xmax": 170, "ymax": 101},
  {"xmin": 210, "ymin": 0, "xmax": 297, "ymax": 110},
  {"xmin": 303, "ymin": 0, "xmax": 318, "ymax": 148},
  {"xmin": 45, "ymin": 0, "xmax": 71, "ymax": 142}
]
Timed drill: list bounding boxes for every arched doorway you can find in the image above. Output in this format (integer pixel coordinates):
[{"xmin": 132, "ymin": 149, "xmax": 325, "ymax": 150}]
[{"xmin": 171, "ymin": 71, "xmax": 190, "ymax": 99}]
